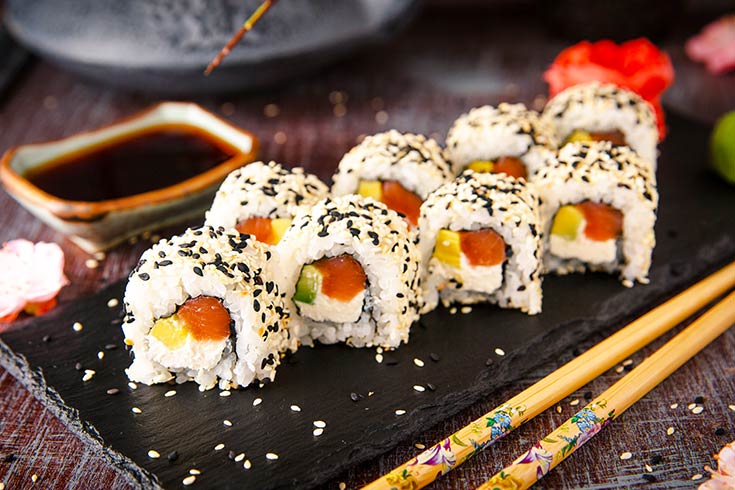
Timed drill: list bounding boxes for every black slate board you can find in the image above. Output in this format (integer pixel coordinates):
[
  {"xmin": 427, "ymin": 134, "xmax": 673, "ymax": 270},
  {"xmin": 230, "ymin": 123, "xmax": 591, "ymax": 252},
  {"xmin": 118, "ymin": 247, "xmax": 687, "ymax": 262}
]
[{"xmin": 1, "ymin": 115, "xmax": 734, "ymax": 489}]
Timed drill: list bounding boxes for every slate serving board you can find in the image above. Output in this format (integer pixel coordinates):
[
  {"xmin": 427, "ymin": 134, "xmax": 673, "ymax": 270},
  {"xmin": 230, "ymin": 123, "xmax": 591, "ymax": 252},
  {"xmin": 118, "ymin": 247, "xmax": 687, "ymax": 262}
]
[{"xmin": 1, "ymin": 115, "xmax": 734, "ymax": 489}]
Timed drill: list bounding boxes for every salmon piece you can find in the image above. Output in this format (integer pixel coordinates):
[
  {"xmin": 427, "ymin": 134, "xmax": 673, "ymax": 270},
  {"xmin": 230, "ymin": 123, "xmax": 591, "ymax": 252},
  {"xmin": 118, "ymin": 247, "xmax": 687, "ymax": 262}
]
[
  {"xmin": 380, "ymin": 181, "xmax": 423, "ymax": 226},
  {"xmin": 460, "ymin": 229, "xmax": 506, "ymax": 266},
  {"xmin": 236, "ymin": 217, "xmax": 274, "ymax": 244},
  {"xmin": 314, "ymin": 255, "xmax": 367, "ymax": 302},
  {"xmin": 177, "ymin": 296, "xmax": 231, "ymax": 341},
  {"xmin": 577, "ymin": 201, "xmax": 623, "ymax": 241},
  {"xmin": 493, "ymin": 156, "xmax": 527, "ymax": 179}
]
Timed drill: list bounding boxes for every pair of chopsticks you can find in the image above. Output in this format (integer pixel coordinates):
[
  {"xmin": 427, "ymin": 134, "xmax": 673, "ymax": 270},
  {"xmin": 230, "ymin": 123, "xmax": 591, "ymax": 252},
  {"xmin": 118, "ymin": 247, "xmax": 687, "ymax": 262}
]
[{"xmin": 364, "ymin": 260, "xmax": 735, "ymax": 490}]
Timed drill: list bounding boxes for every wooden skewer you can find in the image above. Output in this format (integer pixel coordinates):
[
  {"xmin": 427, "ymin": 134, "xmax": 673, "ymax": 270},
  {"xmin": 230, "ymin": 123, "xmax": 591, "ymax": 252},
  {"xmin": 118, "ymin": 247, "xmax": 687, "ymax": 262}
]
[
  {"xmin": 204, "ymin": 0, "xmax": 278, "ymax": 76},
  {"xmin": 477, "ymin": 289, "xmax": 735, "ymax": 490},
  {"xmin": 363, "ymin": 261, "xmax": 735, "ymax": 490}
]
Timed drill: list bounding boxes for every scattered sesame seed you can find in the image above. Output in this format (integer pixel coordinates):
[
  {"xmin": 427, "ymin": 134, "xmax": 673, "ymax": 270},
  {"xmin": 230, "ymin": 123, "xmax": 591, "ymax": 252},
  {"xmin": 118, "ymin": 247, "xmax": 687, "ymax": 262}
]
[
  {"xmin": 82, "ymin": 370, "xmax": 96, "ymax": 382},
  {"xmin": 729, "ymin": 404, "xmax": 735, "ymax": 412},
  {"xmin": 105, "ymin": 344, "xmax": 118, "ymax": 351},
  {"xmin": 692, "ymin": 474, "xmax": 703, "ymax": 481},
  {"xmin": 339, "ymin": 483, "xmax": 347, "ymax": 490},
  {"xmin": 687, "ymin": 403, "xmax": 697, "ymax": 410},
  {"xmin": 223, "ymin": 420, "xmax": 232, "ymax": 427},
  {"xmin": 124, "ymin": 338, "xmax": 134, "ymax": 346},
  {"xmin": 189, "ymin": 469, "xmax": 201, "ymax": 475},
  {"xmin": 494, "ymin": 348, "xmax": 505, "ymax": 356},
  {"xmin": 266, "ymin": 453, "xmax": 279, "ymax": 461},
  {"xmin": 93, "ymin": 251, "xmax": 106, "ymax": 261},
  {"xmin": 75, "ymin": 362, "xmax": 83, "ymax": 371},
  {"xmin": 314, "ymin": 420, "xmax": 326, "ymax": 428},
  {"xmin": 395, "ymin": 409, "xmax": 406, "ymax": 416},
  {"xmin": 128, "ymin": 382, "xmax": 138, "ymax": 390},
  {"xmin": 615, "ymin": 366, "xmax": 625, "ymax": 374},
  {"xmin": 290, "ymin": 405, "xmax": 301, "ymax": 412},
  {"xmin": 97, "ymin": 351, "xmax": 105, "ymax": 360},
  {"xmin": 183, "ymin": 475, "xmax": 196, "ymax": 486},
  {"xmin": 645, "ymin": 464, "xmax": 653, "ymax": 473},
  {"xmin": 106, "ymin": 388, "xmax": 120, "ymax": 396},
  {"xmin": 273, "ymin": 131, "xmax": 287, "ymax": 144},
  {"xmin": 264, "ymin": 104, "xmax": 280, "ymax": 117},
  {"xmin": 715, "ymin": 427, "xmax": 726, "ymax": 436},
  {"xmin": 132, "ymin": 407, "xmax": 142, "ymax": 414},
  {"xmin": 376, "ymin": 347, "xmax": 383, "ymax": 354},
  {"xmin": 167, "ymin": 451, "xmax": 178, "ymax": 462},
  {"xmin": 429, "ymin": 353, "xmax": 440, "ymax": 362},
  {"xmin": 375, "ymin": 354, "xmax": 384, "ymax": 364},
  {"xmin": 415, "ymin": 443, "xmax": 426, "ymax": 450},
  {"xmin": 150, "ymin": 234, "xmax": 160, "ymax": 243},
  {"xmin": 650, "ymin": 455, "xmax": 663, "ymax": 465},
  {"xmin": 333, "ymin": 104, "xmax": 347, "ymax": 117},
  {"xmin": 642, "ymin": 474, "xmax": 656, "ymax": 483},
  {"xmin": 313, "ymin": 428, "xmax": 324, "ymax": 437},
  {"xmin": 413, "ymin": 358, "xmax": 425, "ymax": 367},
  {"xmin": 253, "ymin": 398, "xmax": 262, "ymax": 407},
  {"xmin": 31, "ymin": 474, "xmax": 38, "ymax": 483},
  {"xmin": 235, "ymin": 453, "xmax": 245, "ymax": 462},
  {"xmin": 368, "ymin": 391, "xmax": 375, "ymax": 396},
  {"xmin": 243, "ymin": 460, "xmax": 252, "ymax": 469},
  {"xmin": 220, "ymin": 391, "xmax": 231, "ymax": 397},
  {"xmin": 107, "ymin": 298, "xmax": 119, "ymax": 308},
  {"xmin": 692, "ymin": 406, "xmax": 704, "ymax": 414},
  {"xmin": 620, "ymin": 452, "xmax": 633, "ymax": 460},
  {"xmin": 350, "ymin": 392, "xmax": 362, "ymax": 402},
  {"xmin": 148, "ymin": 450, "xmax": 160, "ymax": 459},
  {"xmin": 85, "ymin": 258, "xmax": 99, "ymax": 269},
  {"xmin": 623, "ymin": 359, "xmax": 633, "ymax": 366},
  {"xmin": 413, "ymin": 385, "xmax": 425, "ymax": 393},
  {"xmin": 165, "ymin": 390, "xmax": 177, "ymax": 398},
  {"xmin": 214, "ymin": 444, "xmax": 225, "ymax": 451},
  {"xmin": 449, "ymin": 307, "xmax": 457, "ymax": 315},
  {"xmin": 670, "ymin": 403, "xmax": 678, "ymax": 409},
  {"xmin": 73, "ymin": 322, "xmax": 84, "ymax": 332},
  {"xmin": 570, "ymin": 399, "xmax": 580, "ymax": 406},
  {"xmin": 460, "ymin": 306, "xmax": 472, "ymax": 314},
  {"xmin": 375, "ymin": 110, "xmax": 389, "ymax": 125},
  {"xmin": 694, "ymin": 396, "xmax": 705, "ymax": 404},
  {"xmin": 556, "ymin": 405, "xmax": 562, "ymax": 413},
  {"xmin": 584, "ymin": 391, "xmax": 593, "ymax": 400},
  {"xmin": 666, "ymin": 427, "xmax": 675, "ymax": 435},
  {"xmin": 0, "ymin": 482, "xmax": 5, "ymax": 489}
]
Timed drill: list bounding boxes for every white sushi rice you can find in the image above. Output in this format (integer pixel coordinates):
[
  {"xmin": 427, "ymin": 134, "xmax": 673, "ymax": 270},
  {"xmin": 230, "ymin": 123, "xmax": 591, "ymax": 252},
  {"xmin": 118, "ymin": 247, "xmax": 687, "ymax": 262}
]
[
  {"xmin": 205, "ymin": 160, "xmax": 329, "ymax": 233},
  {"xmin": 297, "ymin": 290, "xmax": 366, "ymax": 324},
  {"xmin": 275, "ymin": 195, "xmax": 422, "ymax": 348},
  {"xmin": 534, "ymin": 142, "xmax": 658, "ymax": 286},
  {"xmin": 542, "ymin": 82, "xmax": 659, "ymax": 170},
  {"xmin": 419, "ymin": 172, "xmax": 543, "ymax": 314},
  {"xmin": 331, "ymin": 130, "xmax": 452, "ymax": 203},
  {"xmin": 549, "ymin": 220, "xmax": 617, "ymax": 264},
  {"xmin": 122, "ymin": 226, "xmax": 295, "ymax": 390},
  {"xmin": 445, "ymin": 103, "xmax": 558, "ymax": 178}
]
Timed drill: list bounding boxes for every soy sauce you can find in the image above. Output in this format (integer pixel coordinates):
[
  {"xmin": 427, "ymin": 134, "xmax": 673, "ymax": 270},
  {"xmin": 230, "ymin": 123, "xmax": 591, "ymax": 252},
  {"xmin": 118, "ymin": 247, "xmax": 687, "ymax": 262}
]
[{"xmin": 25, "ymin": 125, "xmax": 236, "ymax": 202}]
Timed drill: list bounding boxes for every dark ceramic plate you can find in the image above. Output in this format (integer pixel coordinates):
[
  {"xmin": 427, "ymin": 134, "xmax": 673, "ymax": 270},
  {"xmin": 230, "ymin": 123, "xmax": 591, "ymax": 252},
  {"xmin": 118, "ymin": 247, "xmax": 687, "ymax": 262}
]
[{"xmin": 3, "ymin": 0, "xmax": 419, "ymax": 95}]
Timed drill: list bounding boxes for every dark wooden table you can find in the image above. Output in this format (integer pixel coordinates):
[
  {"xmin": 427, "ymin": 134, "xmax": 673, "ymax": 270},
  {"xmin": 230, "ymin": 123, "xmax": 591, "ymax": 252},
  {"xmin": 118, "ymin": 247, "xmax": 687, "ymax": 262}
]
[{"xmin": 1, "ymin": 7, "xmax": 734, "ymax": 489}]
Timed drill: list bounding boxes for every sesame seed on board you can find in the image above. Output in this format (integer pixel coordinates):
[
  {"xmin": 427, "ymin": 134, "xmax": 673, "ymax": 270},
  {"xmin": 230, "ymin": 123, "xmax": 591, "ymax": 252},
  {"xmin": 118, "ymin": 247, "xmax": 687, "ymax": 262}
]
[
  {"xmin": 313, "ymin": 428, "xmax": 324, "ymax": 437},
  {"xmin": 164, "ymin": 390, "xmax": 176, "ymax": 398},
  {"xmin": 214, "ymin": 444, "xmax": 225, "ymax": 451},
  {"xmin": 182, "ymin": 475, "xmax": 196, "ymax": 486},
  {"xmin": 290, "ymin": 405, "xmax": 301, "ymax": 412},
  {"xmin": 253, "ymin": 398, "xmax": 262, "ymax": 407},
  {"xmin": 243, "ymin": 460, "xmax": 252, "ymax": 469},
  {"xmin": 147, "ymin": 450, "xmax": 160, "ymax": 459},
  {"xmin": 72, "ymin": 322, "xmax": 83, "ymax": 332},
  {"xmin": 620, "ymin": 452, "xmax": 633, "ymax": 460},
  {"xmin": 189, "ymin": 469, "xmax": 201, "ymax": 475},
  {"xmin": 266, "ymin": 453, "xmax": 279, "ymax": 461},
  {"xmin": 413, "ymin": 358, "xmax": 425, "ymax": 368}
]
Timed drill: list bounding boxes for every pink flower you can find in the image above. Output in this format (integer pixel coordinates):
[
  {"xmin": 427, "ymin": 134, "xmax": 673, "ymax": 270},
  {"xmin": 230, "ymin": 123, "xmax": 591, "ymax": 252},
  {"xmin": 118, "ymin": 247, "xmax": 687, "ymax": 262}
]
[
  {"xmin": 686, "ymin": 15, "xmax": 735, "ymax": 75},
  {"xmin": 0, "ymin": 239, "xmax": 69, "ymax": 323},
  {"xmin": 700, "ymin": 441, "xmax": 735, "ymax": 490}
]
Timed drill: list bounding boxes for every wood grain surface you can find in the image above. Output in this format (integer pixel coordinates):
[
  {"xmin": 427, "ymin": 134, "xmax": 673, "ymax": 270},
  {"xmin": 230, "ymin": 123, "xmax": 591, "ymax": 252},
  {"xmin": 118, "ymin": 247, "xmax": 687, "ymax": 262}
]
[{"xmin": 1, "ymin": 7, "xmax": 734, "ymax": 489}]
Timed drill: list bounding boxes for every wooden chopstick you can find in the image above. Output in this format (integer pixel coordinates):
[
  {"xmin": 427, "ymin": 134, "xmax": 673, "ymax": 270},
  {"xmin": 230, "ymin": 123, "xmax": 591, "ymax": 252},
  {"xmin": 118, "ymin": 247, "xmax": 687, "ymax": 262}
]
[
  {"xmin": 363, "ymin": 261, "xmax": 735, "ymax": 490},
  {"xmin": 477, "ymin": 288, "xmax": 735, "ymax": 490}
]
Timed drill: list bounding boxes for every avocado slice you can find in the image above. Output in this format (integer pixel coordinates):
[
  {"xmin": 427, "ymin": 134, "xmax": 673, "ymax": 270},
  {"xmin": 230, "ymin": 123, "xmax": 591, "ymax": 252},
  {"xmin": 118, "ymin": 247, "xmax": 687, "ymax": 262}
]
[
  {"xmin": 466, "ymin": 160, "xmax": 495, "ymax": 173},
  {"xmin": 564, "ymin": 129, "xmax": 593, "ymax": 144},
  {"xmin": 551, "ymin": 205, "xmax": 584, "ymax": 240},
  {"xmin": 357, "ymin": 180, "xmax": 383, "ymax": 201},
  {"xmin": 433, "ymin": 229, "xmax": 461, "ymax": 268},
  {"xmin": 294, "ymin": 264, "xmax": 321, "ymax": 304},
  {"xmin": 150, "ymin": 314, "xmax": 189, "ymax": 350}
]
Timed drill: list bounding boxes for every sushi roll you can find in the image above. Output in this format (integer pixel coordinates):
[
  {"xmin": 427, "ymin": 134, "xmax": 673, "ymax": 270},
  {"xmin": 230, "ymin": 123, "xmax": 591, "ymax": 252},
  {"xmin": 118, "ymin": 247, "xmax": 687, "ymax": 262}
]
[
  {"xmin": 331, "ymin": 130, "xmax": 452, "ymax": 227},
  {"xmin": 542, "ymin": 82, "xmax": 659, "ymax": 169},
  {"xmin": 419, "ymin": 172, "xmax": 543, "ymax": 314},
  {"xmin": 445, "ymin": 103, "xmax": 557, "ymax": 180},
  {"xmin": 205, "ymin": 161, "xmax": 329, "ymax": 245},
  {"xmin": 122, "ymin": 226, "xmax": 293, "ymax": 390},
  {"xmin": 275, "ymin": 195, "xmax": 422, "ymax": 348},
  {"xmin": 535, "ymin": 141, "xmax": 658, "ymax": 286}
]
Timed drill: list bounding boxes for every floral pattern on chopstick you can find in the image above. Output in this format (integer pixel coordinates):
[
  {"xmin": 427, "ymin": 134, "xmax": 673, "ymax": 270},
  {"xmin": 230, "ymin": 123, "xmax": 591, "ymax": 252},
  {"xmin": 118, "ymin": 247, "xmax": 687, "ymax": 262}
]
[{"xmin": 382, "ymin": 404, "xmax": 527, "ymax": 490}]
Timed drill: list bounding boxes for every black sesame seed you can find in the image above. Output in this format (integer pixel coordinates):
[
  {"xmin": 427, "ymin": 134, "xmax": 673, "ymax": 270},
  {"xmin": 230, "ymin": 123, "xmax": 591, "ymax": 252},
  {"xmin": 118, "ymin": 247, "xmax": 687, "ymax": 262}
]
[
  {"xmin": 350, "ymin": 392, "xmax": 362, "ymax": 402},
  {"xmin": 75, "ymin": 362, "xmax": 83, "ymax": 371},
  {"xmin": 426, "ymin": 383, "xmax": 436, "ymax": 391},
  {"xmin": 3, "ymin": 454, "xmax": 17, "ymax": 463},
  {"xmin": 228, "ymin": 450, "xmax": 236, "ymax": 461},
  {"xmin": 158, "ymin": 260, "xmax": 173, "ymax": 267},
  {"xmin": 694, "ymin": 396, "xmax": 705, "ymax": 404},
  {"xmin": 429, "ymin": 353, "xmax": 440, "ymax": 362},
  {"xmin": 167, "ymin": 451, "xmax": 179, "ymax": 462},
  {"xmin": 384, "ymin": 356, "xmax": 399, "ymax": 366},
  {"xmin": 715, "ymin": 427, "xmax": 727, "ymax": 436},
  {"xmin": 42, "ymin": 335, "xmax": 52, "ymax": 343},
  {"xmin": 106, "ymin": 388, "xmax": 120, "ymax": 395},
  {"xmin": 104, "ymin": 344, "xmax": 118, "ymax": 351},
  {"xmin": 193, "ymin": 267, "xmax": 203, "ymax": 277},
  {"xmin": 583, "ymin": 391, "xmax": 593, "ymax": 400},
  {"xmin": 650, "ymin": 455, "xmax": 663, "ymax": 465},
  {"xmin": 138, "ymin": 273, "xmax": 150, "ymax": 281},
  {"xmin": 641, "ymin": 474, "xmax": 656, "ymax": 483},
  {"xmin": 485, "ymin": 358, "xmax": 494, "ymax": 367}
]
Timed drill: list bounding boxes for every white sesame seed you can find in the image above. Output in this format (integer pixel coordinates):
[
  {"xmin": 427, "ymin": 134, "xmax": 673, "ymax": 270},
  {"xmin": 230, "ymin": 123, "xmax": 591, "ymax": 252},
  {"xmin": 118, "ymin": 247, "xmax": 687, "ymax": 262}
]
[
  {"xmin": 645, "ymin": 464, "xmax": 653, "ymax": 473},
  {"xmin": 375, "ymin": 354, "xmax": 384, "ymax": 364},
  {"xmin": 0, "ymin": 482, "xmax": 5, "ymax": 489},
  {"xmin": 131, "ymin": 407, "xmax": 142, "ymax": 414},
  {"xmin": 183, "ymin": 475, "xmax": 196, "ymax": 486},
  {"xmin": 460, "ymin": 306, "xmax": 472, "ymax": 314},
  {"xmin": 395, "ymin": 409, "xmax": 406, "ymax": 416},
  {"xmin": 235, "ymin": 453, "xmax": 245, "ymax": 462},
  {"xmin": 31, "ymin": 474, "xmax": 38, "ymax": 483},
  {"xmin": 687, "ymin": 403, "xmax": 697, "ymax": 410},
  {"xmin": 85, "ymin": 258, "xmax": 99, "ymax": 269},
  {"xmin": 333, "ymin": 104, "xmax": 347, "ymax": 117},
  {"xmin": 670, "ymin": 403, "xmax": 678, "ymax": 409},
  {"xmin": 107, "ymin": 298, "xmax": 119, "ymax": 308},
  {"xmin": 266, "ymin": 452, "xmax": 279, "ymax": 460},
  {"xmin": 449, "ymin": 307, "xmax": 457, "ymax": 314},
  {"xmin": 620, "ymin": 452, "xmax": 632, "ymax": 460},
  {"xmin": 570, "ymin": 399, "xmax": 580, "ymax": 406},
  {"xmin": 615, "ymin": 366, "xmax": 625, "ymax": 374},
  {"xmin": 97, "ymin": 351, "xmax": 105, "ymax": 360},
  {"xmin": 314, "ymin": 420, "xmax": 326, "ymax": 428},
  {"xmin": 220, "ymin": 390, "xmax": 231, "ymax": 397},
  {"xmin": 368, "ymin": 391, "xmax": 374, "ymax": 396},
  {"xmin": 413, "ymin": 358, "xmax": 424, "ymax": 367},
  {"xmin": 291, "ymin": 405, "xmax": 301, "ymax": 412},
  {"xmin": 339, "ymin": 483, "xmax": 347, "ymax": 490},
  {"xmin": 692, "ymin": 406, "xmax": 704, "ymax": 414},
  {"xmin": 666, "ymin": 427, "xmax": 675, "ymax": 435},
  {"xmin": 622, "ymin": 359, "xmax": 633, "ymax": 366},
  {"xmin": 413, "ymin": 385, "xmax": 425, "ymax": 393},
  {"xmin": 729, "ymin": 404, "xmax": 735, "ymax": 412},
  {"xmin": 93, "ymin": 251, "xmax": 106, "ymax": 261},
  {"xmin": 82, "ymin": 370, "xmax": 96, "ymax": 382},
  {"xmin": 313, "ymin": 428, "xmax": 324, "ymax": 437},
  {"xmin": 72, "ymin": 322, "xmax": 83, "ymax": 332},
  {"xmin": 243, "ymin": 459, "xmax": 252, "ymax": 469},
  {"xmin": 556, "ymin": 405, "xmax": 562, "ymax": 413},
  {"xmin": 692, "ymin": 473, "xmax": 703, "ymax": 481},
  {"xmin": 128, "ymin": 382, "xmax": 138, "ymax": 390},
  {"xmin": 494, "ymin": 348, "xmax": 505, "ymax": 356},
  {"xmin": 214, "ymin": 444, "xmax": 225, "ymax": 451},
  {"xmin": 165, "ymin": 390, "xmax": 177, "ymax": 398},
  {"xmin": 253, "ymin": 398, "xmax": 262, "ymax": 407},
  {"xmin": 415, "ymin": 443, "xmax": 426, "ymax": 450},
  {"xmin": 223, "ymin": 420, "xmax": 232, "ymax": 427},
  {"xmin": 189, "ymin": 469, "xmax": 201, "ymax": 475},
  {"xmin": 148, "ymin": 450, "xmax": 160, "ymax": 459}
]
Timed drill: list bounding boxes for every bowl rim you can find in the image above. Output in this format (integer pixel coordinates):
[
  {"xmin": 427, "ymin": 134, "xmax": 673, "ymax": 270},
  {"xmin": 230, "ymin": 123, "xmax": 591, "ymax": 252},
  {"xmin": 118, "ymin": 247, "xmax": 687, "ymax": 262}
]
[{"xmin": 0, "ymin": 102, "xmax": 259, "ymax": 221}]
